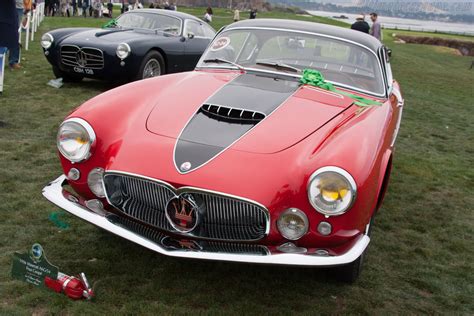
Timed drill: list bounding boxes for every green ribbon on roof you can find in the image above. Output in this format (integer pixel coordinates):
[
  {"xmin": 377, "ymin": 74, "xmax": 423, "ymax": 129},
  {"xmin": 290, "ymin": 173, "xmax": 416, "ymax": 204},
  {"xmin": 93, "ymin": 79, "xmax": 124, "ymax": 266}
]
[
  {"xmin": 102, "ymin": 19, "xmax": 117, "ymax": 29},
  {"xmin": 300, "ymin": 69, "xmax": 382, "ymax": 107}
]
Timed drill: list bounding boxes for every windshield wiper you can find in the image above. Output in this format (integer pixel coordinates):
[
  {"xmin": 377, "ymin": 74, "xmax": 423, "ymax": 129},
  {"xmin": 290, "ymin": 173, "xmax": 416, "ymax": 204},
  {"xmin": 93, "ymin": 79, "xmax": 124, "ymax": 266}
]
[
  {"xmin": 256, "ymin": 61, "xmax": 300, "ymax": 73},
  {"xmin": 202, "ymin": 58, "xmax": 245, "ymax": 71}
]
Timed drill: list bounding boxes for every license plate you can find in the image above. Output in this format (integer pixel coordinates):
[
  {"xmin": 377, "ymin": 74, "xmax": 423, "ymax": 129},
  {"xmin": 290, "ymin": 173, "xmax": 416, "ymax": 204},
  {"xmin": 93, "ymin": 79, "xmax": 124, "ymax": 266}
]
[{"xmin": 73, "ymin": 67, "xmax": 94, "ymax": 75}]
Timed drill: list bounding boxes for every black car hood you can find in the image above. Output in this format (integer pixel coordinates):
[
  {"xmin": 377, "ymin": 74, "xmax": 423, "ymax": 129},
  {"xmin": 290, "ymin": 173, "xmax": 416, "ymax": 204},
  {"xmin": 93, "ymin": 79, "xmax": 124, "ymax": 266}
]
[{"xmin": 61, "ymin": 28, "xmax": 169, "ymax": 45}]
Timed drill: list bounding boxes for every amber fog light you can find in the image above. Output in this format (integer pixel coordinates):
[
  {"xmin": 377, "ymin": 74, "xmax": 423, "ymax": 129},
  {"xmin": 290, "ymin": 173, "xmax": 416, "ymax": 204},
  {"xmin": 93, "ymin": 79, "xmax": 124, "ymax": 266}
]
[
  {"xmin": 87, "ymin": 168, "xmax": 105, "ymax": 198},
  {"xmin": 277, "ymin": 208, "xmax": 309, "ymax": 240},
  {"xmin": 317, "ymin": 221, "xmax": 332, "ymax": 236}
]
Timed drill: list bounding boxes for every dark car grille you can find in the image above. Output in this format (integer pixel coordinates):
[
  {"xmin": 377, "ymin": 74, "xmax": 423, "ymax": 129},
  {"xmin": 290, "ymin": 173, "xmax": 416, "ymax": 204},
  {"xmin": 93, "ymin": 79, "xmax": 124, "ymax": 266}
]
[
  {"xmin": 107, "ymin": 214, "xmax": 269, "ymax": 256},
  {"xmin": 103, "ymin": 172, "xmax": 269, "ymax": 241},
  {"xmin": 60, "ymin": 45, "xmax": 104, "ymax": 69}
]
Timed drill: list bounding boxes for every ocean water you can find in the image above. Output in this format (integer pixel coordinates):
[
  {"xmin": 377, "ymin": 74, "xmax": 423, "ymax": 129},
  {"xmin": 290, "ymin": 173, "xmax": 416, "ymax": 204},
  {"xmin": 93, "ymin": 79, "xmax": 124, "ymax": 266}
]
[{"xmin": 308, "ymin": 10, "xmax": 474, "ymax": 36}]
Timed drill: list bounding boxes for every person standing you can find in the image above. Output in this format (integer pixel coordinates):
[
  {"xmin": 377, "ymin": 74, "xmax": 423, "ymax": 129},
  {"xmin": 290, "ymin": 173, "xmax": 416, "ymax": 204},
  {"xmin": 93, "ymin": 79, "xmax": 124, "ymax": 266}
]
[
  {"xmin": 0, "ymin": 0, "xmax": 21, "ymax": 70},
  {"xmin": 82, "ymin": 0, "xmax": 88, "ymax": 16},
  {"xmin": 249, "ymin": 8, "xmax": 257, "ymax": 19},
  {"xmin": 107, "ymin": 1, "xmax": 113, "ymax": 17},
  {"xmin": 133, "ymin": 0, "xmax": 142, "ymax": 10},
  {"xmin": 72, "ymin": 0, "xmax": 77, "ymax": 16},
  {"xmin": 203, "ymin": 6, "xmax": 212, "ymax": 23},
  {"xmin": 16, "ymin": 0, "xmax": 23, "ymax": 24},
  {"xmin": 369, "ymin": 12, "xmax": 382, "ymax": 41},
  {"xmin": 351, "ymin": 14, "xmax": 370, "ymax": 34},
  {"xmin": 9, "ymin": 0, "xmax": 23, "ymax": 69},
  {"xmin": 233, "ymin": 9, "xmax": 240, "ymax": 22}
]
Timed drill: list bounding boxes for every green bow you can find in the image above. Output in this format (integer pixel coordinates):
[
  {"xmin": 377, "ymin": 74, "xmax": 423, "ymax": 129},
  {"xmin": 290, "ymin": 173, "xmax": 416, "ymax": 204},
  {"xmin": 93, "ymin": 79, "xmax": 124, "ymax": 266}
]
[
  {"xmin": 48, "ymin": 211, "xmax": 69, "ymax": 229},
  {"xmin": 300, "ymin": 69, "xmax": 382, "ymax": 107},
  {"xmin": 103, "ymin": 19, "xmax": 117, "ymax": 29}
]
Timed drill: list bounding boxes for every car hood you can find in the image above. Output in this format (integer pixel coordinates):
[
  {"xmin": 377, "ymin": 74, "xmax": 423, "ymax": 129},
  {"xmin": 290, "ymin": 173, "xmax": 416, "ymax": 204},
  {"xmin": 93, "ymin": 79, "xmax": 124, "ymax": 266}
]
[
  {"xmin": 146, "ymin": 71, "xmax": 354, "ymax": 173},
  {"xmin": 62, "ymin": 28, "xmax": 164, "ymax": 45}
]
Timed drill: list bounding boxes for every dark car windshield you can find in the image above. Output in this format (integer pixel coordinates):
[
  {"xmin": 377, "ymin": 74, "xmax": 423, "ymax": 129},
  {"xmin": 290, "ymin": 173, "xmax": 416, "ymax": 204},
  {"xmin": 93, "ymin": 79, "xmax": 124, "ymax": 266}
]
[
  {"xmin": 198, "ymin": 29, "xmax": 385, "ymax": 96},
  {"xmin": 115, "ymin": 12, "xmax": 181, "ymax": 35}
]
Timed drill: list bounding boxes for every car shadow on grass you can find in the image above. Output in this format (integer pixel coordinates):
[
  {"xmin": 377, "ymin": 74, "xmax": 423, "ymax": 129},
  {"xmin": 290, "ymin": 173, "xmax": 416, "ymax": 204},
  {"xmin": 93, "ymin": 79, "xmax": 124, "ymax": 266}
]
[{"xmin": 85, "ymin": 229, "xmax": 354, "ymax": 311}]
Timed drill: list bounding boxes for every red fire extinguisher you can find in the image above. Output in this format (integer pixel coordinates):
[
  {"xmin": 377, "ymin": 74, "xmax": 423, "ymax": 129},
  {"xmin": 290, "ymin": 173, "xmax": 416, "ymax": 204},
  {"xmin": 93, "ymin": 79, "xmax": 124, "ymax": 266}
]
[{"xmin": 44, "ymin": 272, "xmax": 94, "ymax": 300}]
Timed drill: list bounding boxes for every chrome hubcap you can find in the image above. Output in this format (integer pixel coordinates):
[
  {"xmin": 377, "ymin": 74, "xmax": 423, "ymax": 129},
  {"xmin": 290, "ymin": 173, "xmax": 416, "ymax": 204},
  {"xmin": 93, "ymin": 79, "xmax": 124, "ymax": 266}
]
[{"xmin": 142, "ymin": 59, "xmax": 161, "ymax": 79}]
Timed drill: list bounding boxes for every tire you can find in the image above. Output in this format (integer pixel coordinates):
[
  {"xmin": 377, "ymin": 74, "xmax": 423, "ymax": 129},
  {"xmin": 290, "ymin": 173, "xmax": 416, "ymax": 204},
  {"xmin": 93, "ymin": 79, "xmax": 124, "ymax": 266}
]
[
  {"xmin": 52, "ymin": 66, "xmax": 83, "ymax": 83},
  {"xmin": 334, "ymin": 217, "xmax": 374, "ymax": 283},
  {"xmin": 335, "ymin": 251, "xmax": 365, "ymax": 284},
  {"xmin": 135, "ymin": 50, "xmax": 165, "ymax": 81}
]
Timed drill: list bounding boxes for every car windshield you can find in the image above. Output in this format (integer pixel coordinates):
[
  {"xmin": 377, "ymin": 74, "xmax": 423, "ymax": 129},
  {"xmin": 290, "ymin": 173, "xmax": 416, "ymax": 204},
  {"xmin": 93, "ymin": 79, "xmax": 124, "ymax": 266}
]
[
  {"xmin": 198, "ymin": 28, "xmax": 385, "ymax": 96},
  {"xmin": 115, "ymin": 12, "xmax": 181, "ymax": 35}
]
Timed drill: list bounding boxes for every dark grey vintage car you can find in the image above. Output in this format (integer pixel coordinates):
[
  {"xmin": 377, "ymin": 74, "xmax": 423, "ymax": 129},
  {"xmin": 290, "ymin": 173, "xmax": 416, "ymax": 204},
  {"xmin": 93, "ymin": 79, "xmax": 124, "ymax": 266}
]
[{"xmin": 41, "ymin": 9, "xmax": 215, "ymax": 82}]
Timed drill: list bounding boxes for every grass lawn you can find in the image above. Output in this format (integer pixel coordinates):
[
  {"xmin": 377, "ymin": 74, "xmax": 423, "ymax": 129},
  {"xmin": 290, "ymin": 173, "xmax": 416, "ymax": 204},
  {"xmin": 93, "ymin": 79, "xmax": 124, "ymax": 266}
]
[{"xmin": 1, "ymin": 7, "xmax": 473, "ymax": 315}]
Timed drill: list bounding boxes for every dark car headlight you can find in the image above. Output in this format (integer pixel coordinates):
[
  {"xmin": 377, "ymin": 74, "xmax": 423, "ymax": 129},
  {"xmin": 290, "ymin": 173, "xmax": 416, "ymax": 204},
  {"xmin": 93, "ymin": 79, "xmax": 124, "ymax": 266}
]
[
  {"xmin": 57, "ymin": 118, "xmax": 96, "ymax": 163},
  {"xmin": 41, "ymin": 33, "xmax": 54, "ymax": 49},
  {"xmin": 307, "ymin": 166, "xmax": 357, "ymax": 216}
]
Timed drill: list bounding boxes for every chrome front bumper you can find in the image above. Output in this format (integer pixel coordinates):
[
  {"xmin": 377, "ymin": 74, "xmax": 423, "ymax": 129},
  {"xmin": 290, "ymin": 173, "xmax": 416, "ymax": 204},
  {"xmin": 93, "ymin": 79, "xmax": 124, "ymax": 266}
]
[{"xmin": 42, "ymin": 175, "xmax": 370, "ymax": 267}]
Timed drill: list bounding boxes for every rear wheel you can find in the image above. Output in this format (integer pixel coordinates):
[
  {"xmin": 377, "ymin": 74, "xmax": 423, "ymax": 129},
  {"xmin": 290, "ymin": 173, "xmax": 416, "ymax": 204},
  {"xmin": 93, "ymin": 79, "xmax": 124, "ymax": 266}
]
[
  {"xmin": 334, "ymin": 217, "xmax": 374, "ymax": 283},
  {"xmin": 52, "ymin": 66, "xmax": 83, "ymax": 82},
  {"xmin": 136, "ymin": 50, "xmax": 165, "ymax": 80}
]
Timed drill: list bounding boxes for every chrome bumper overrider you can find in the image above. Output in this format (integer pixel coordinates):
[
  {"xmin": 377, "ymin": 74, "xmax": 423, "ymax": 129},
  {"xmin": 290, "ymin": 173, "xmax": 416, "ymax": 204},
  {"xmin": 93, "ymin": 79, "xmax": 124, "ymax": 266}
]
[{"xmin": 42, "ymin": 175, "xmax": 370, "ymax": 267}]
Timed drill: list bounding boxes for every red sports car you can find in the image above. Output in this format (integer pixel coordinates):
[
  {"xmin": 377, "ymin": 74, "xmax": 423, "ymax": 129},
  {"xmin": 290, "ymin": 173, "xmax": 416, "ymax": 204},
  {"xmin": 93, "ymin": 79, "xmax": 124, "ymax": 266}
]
[{"xmin": 43, "ymin": 19, "xmax": 404, "ymax": 282}]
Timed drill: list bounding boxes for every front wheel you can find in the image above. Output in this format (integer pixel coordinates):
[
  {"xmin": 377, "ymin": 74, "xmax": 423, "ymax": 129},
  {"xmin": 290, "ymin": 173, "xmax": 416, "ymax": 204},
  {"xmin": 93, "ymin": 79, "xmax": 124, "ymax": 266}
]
[
  {"xmin": 135, "ymin": 50, "xmax": 165, "ymax": 80},
  {"xmin": 334, "ymin": 217, "xmax": 374, "ymax": 283}
]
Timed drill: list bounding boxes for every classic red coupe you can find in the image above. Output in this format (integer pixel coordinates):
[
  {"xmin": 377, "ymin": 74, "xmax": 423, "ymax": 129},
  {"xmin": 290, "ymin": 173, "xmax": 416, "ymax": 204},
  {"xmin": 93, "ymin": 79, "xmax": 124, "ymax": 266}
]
[{"xmin": 43, "ymin": 19, "xmax": 404, "ymax": 282}]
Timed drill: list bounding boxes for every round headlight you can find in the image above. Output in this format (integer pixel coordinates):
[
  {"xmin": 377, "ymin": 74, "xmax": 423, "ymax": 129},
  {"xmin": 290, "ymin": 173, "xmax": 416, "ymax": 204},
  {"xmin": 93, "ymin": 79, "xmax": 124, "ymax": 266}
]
[
  {"xmin": 87, "ymin": 168, "xmax": 105, "ymax": 198},
  {"xmin": 116, "ymin": 43, "xmax": 131, "ymax": 59},
  {"xmin": 307, "ymin": 166, "xmax": 357, "ymax": 216},
  {"xmin": 277, "ymin": 208, "xmax": 309, "ymax": 240},
  {"xmin": 57, "ymin": 118, "xmax": 95, "ymax": 163},
  {"xmin": 41, "ymin": 33, "xmax": 54, "ymax": 49}
]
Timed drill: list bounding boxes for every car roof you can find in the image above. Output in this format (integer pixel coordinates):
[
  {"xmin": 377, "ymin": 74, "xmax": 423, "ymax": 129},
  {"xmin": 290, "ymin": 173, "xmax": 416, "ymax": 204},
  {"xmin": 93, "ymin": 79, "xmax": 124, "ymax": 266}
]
[
  {"xmin": 225, "ymin": 19, "xmax": 383, "ymax": 53},
  {"xmin": 130, "ymin": 9, "xmax": 203, "ymax": 22}
]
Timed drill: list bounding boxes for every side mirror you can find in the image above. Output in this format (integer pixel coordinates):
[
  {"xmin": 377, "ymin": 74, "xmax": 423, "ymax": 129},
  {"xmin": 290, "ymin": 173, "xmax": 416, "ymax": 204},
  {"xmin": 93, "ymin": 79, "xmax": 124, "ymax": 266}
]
[{"xmin": 187, "ymin": 32, "xmax": 195, "ymax": 39}]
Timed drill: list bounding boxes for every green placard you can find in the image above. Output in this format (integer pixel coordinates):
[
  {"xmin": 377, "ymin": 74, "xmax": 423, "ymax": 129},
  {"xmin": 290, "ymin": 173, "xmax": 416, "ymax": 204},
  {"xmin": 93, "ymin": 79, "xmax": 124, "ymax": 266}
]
[{"xmin": 11, "ymin": 243, "xmax": 59, "ymax": 287}]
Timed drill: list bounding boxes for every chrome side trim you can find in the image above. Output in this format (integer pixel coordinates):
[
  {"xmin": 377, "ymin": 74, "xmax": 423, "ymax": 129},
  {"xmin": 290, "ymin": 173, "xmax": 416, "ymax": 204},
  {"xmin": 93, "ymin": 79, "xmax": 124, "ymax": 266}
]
[
  {"xmin": 104, "ymin": 170, "xmax": 271, "ymax": 237},
  {"xmin": 42, "ymin": 175, "xmax": 370, "ymax": 267},
  {"xmin": 390, "ymin": 87, "xmax": 404, "ymax": 147}
]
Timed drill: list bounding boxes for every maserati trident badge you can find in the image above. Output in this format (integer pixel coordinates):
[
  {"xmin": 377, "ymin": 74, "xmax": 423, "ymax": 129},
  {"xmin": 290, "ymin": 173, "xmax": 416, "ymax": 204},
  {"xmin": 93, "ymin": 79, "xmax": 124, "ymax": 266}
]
[
  {"xmin": 165, "ymin": 194, "xmax": 199, "ymax": 233},
  {"xmin": 76, "ymin": 50, "xmax": 87, "ymax": 67}
]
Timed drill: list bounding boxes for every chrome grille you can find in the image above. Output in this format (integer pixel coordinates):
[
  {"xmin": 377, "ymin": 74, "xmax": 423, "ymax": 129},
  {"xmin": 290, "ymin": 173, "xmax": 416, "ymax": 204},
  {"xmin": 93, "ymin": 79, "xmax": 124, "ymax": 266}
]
[
  {"xmin": 103, "ymin": 172, "xmax": 269, "ymax": 241},
  {"xmin": 107, "ymin": 214, "xmax": 269, "ymax": 256},
  {"xmin": 60, "ymin": 45, "xmax": 104, "ymax": 69}
]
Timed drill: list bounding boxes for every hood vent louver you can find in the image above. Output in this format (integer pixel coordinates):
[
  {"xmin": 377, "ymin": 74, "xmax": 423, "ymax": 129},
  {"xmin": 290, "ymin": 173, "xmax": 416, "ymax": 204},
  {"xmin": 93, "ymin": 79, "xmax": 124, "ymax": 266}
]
[{"xmin": 200, "ymin": 103, "xmax": 266, "ymax": 124}]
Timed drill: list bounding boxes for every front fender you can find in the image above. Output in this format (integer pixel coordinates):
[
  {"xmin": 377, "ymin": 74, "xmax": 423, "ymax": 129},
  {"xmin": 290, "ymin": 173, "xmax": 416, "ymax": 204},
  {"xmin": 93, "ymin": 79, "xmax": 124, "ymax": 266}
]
[{"xmin": 297, "ymin": 100, "xmax": 394, "ymax": 233}]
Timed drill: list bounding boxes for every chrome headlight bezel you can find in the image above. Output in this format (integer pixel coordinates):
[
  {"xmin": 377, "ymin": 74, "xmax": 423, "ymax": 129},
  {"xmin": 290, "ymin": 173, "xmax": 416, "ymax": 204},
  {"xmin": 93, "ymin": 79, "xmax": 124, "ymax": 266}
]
[
  {"xmin": 277, "ymin": 208, "xmax": 309, "ymax": 241},
  {"xmin": 87, "ymin": 167, "xmax": 105, "ymax": 198},
  {"xmin": 41, "ymin": 33, "xmax": 54, "ymax": 49},
  {"xmin": 307, "ymin": 166, "xmax": 357, "ymax": 216},
  {"xmin": 57, "ymin": 118, "xmax": 96, "ymax": 163},
  {"xmin": 116, "ymin": 43, "xmax": 131, "ymax": 60}
]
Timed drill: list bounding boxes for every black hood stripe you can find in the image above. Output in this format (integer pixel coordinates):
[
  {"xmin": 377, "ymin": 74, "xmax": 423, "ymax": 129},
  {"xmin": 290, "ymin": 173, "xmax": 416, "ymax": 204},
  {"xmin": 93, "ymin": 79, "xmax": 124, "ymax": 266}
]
[{"xmin": 174, "ymin": 73, "xmax": 300, "ymax": 174}]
